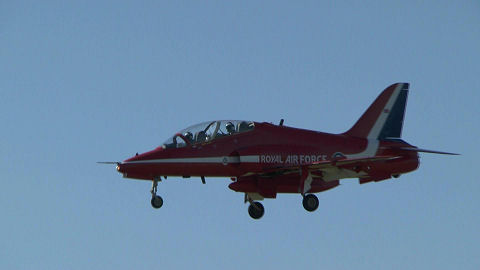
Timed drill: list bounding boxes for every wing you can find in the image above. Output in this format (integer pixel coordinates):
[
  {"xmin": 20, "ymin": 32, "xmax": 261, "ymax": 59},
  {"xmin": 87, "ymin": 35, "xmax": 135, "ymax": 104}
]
[
  {"xmin": 258, "ymin": 156, "xmax": 401, "ymax": 179},
  {"xmin": 306, "ymin": 156, "xmax": 400, "ymax": 170}
]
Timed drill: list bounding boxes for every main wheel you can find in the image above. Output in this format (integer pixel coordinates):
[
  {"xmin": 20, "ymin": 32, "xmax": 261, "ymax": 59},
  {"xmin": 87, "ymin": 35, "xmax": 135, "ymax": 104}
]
[
  {"xmin": 151, "ymin": 195, "xmax": 163, "ymax": 209},
  {"xmin": 248, "ymin": 202, "xmax": 265, "ymax": 219},
  {"xmin": 302, "ymin": 194, "xmax": 319, "ymax": 212}
]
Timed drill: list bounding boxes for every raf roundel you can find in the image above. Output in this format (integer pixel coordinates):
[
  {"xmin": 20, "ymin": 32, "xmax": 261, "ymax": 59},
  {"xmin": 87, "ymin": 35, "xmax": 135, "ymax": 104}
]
[{"xmin": 222, "ymin": 157, "xmax": 229, "ymax": 166}]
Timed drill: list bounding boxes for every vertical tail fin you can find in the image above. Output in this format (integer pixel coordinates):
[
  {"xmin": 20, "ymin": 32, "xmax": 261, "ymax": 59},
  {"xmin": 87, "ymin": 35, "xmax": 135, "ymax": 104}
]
[{"xmin": 344, "ymin": 83, "xmax": 409, "ymax": 140}]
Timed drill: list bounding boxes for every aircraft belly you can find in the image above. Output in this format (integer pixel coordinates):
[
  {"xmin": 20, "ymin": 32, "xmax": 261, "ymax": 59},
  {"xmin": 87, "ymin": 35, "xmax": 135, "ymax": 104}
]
[
  {"xmin": 157, "ymin": 163, "xmax": 238, "ymax": 177},
  {"xmin": 120, "ymin": 162, "xmax": 240, "ymax": 178},
  {"xmin": 321, "ymin": 167, "xmax": 367, "ymax": 181},
  {"xmin": 229, "ymin": 175, "xmax": 340, "ymax": 195}
]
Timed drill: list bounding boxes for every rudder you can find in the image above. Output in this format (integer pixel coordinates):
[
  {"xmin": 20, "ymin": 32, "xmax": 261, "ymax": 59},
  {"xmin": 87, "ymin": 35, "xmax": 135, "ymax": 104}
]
[{"xmin": 343, "ymin": 83, "xmax": 409, "ymax": 140}]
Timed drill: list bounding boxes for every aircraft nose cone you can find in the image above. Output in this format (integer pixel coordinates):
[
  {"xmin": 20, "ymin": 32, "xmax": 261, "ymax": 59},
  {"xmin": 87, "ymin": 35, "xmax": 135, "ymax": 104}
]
[{"xmin": 116, "ymin": 163, "xmax": 125, "ymax": 173}]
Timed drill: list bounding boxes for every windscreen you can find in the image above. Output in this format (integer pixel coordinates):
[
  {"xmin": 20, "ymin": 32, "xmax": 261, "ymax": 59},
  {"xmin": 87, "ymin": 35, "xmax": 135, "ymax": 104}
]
[{"xmin": 162, "ymin": 120, "xmax": 254, "ymax": 148}]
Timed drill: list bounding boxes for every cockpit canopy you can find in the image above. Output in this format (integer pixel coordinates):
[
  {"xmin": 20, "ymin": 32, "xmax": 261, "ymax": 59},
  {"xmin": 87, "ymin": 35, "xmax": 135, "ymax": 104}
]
[{"xmin": 163, "ymin": 120, "xmax": 255, "ymax": 149}]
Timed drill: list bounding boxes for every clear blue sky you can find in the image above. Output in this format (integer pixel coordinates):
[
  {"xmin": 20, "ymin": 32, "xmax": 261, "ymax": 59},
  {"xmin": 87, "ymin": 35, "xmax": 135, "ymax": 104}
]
[{"xmin": 1, "ymin": 1, "xmax": 479, "ymax": 269}]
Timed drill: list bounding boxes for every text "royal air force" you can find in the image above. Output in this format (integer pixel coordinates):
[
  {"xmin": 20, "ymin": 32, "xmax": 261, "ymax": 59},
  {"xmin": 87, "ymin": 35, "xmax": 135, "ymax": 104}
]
[{"xmin": 260, "ymin": 155, "xmax": 327, "ymax": 164}]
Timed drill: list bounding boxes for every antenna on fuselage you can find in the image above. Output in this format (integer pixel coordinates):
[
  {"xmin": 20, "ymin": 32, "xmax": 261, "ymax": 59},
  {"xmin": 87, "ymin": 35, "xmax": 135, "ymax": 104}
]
[{"xmin": 279, "ymin": 119, "xmax": 284, "ymax": 126}]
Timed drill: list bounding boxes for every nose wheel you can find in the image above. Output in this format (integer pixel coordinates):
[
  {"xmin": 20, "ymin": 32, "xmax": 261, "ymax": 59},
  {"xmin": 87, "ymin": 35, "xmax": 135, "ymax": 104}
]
[
  {"xmin": 151, "ymin": 195, "xmax": 163, "ymax": 209},
  {"xmin": 150, "ymin": 178, "xmax": 163, "ymax": 209}
]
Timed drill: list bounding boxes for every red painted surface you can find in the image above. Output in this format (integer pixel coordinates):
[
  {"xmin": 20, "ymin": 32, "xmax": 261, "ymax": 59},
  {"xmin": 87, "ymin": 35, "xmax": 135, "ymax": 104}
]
[
  {"xmin": 117, "ymin": 120, "xmax": 419, "ymax": 195},
  {"xmin": 113, "ymin": 83, "xmax": 435, "ymax": 199},
  {"xmin": 344, "ymin": 83, "xmax": 397, "ymax": 138}
]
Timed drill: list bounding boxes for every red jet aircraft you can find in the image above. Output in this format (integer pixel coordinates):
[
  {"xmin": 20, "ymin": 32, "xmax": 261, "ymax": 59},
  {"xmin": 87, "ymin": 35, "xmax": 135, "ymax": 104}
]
[{"xmin": 100, "ymin": 83, "xmax": 457, "ymax": 219}]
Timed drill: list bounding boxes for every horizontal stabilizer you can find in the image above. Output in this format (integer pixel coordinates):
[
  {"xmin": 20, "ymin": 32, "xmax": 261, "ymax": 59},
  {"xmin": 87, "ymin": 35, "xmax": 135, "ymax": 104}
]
[
  {"xmin": 97, "ymin": 161, "xmax": 120, "ymax": 164},
  {"xmin": 399, "ymin": 147, "xmax": 459, "ymax": 155}
]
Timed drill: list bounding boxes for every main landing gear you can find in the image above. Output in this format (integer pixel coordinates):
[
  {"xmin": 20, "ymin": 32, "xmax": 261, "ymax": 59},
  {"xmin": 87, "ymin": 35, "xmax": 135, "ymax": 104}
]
[
  {"xmin": 248, "ymin": 202, "xmax": 265, "ymax": 219},
  {"xmin": 245, "ymin": 194, "xmax": 265, "ymax": 219},
  {"xmin": 245, "ymin": 193, "xmax": 320, "ymax": 220},
  {"xmin": 302, "ymin": 194, "xmax": 319, "ymax": 212},
  {"xmin": 150, "ymin": 178, "xmax": 163, "ymax": 209}
]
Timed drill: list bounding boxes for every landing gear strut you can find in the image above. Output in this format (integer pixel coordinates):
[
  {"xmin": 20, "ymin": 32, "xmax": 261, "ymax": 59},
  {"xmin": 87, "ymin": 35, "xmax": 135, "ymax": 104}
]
[
  {"xmin": 150, "ymin": 178, "xmax": 163, "ymax": 209},
  {"xmin": 302, "ymin": 194, "xmax": 319, "ymax": 212},
  {"xmin": 245, "ymin": 194, "xmax": 265, "ymax": 219}
]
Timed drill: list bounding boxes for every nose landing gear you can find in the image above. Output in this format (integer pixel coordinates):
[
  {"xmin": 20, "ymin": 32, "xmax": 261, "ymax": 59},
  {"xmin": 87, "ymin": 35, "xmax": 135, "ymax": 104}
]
[
  {"xmin": 150, "ymin": 178, "xmax": 163, "ymax": 209},
  {"xmin": 151, "ymin": 195, "xmax": 163, "ymax": 209}
]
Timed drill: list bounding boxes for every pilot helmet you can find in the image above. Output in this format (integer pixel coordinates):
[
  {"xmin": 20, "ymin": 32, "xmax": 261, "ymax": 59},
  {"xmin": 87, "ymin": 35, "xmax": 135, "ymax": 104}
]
[
  {"xmin": 226, "ymin": 122, "xmax": 235, "ymax": 134},
  {"xmin": 183, "ymin": 132, "xmax": 193, "ymax": 142}
]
